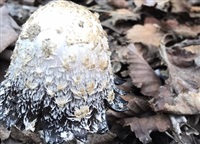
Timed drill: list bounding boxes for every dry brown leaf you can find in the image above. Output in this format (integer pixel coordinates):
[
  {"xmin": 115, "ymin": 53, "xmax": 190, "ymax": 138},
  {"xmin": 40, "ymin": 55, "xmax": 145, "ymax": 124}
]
[
  {"xmin": 159, "ymin": 35, "xmax": 200, "ymax": 93},
  {"xmin": 0, "ymin": 0, "xmax": 4, "ymax": 5},
  {"xmin": 190, "ymin": 6, "xmax": 200, "ymax": 12},
  {"xmin": 170, "ymin": 0, "xmax": 191, "ymax": 12},
  {"xmin": 110, "ymin": 44, "xmax": 130, "ymax": 74},
  {"xmin": 127, "ymin": 95, "xmax": 150, "ymax": 113},
  {"xmin": 122, "ymin": 93, "xmax": 151, "ymax": 114},
  {"xmin": 127, "ymin": 43, "xmax": 162, "ymax": 96},
  {"xmin": 185, "ymin": 45, "xmax": 200, "ymax": 54},
  {"xmin": 126, "ymin": 24, "xmax": 164, "ymax": 47},
  {"xmin": 108, "ymin": 0, "xmax": 129, "ymax": 9},
  {"xmin": 110, "ymin": 9, "xmax": 139, "ymax": 23},
  {"xmin": 167, "ymin": 48, "xmax": 197, "ymax": 68},
  {"xmin": 119, "ymin": 114, "xmax": 171, "ymax": 144},
  {"xmin": 161, "ymin": 19, "xmax": 200, "ymax": 37},
  {"xmin": 107, "ymin": 93, "xmax": 150, "ymax": 119},
  {"xmin": 87, "ymin": 131, "xmax": 116, "ymax": 144},
  {"xmin": 151, "ymin": 35, "xmax": 200, "ymax": 114},
  {"xmin": 151, "ymin": 86, "xmax": 200, "ymax": 114},
  {"xmin": 112, "ymin": 45, "xmax": 130, "ymax": 63},
  {"xmin": 144, "ymin": 16, "xmax": 161, "ymax": 25},
  {"xmin": 174, "ymin": 25, "xmax": 200, "ymax": 37},
  {"xmin": 102, "ymin": 9, "xmax": 140, "ymax": 34},
  {"xmin": 184, "ymin": 45, "xmax": 200, "ymax": 67},
  {"xmin": 133, "ymin": 43, "xmax": 161, "ymax": 67},
  {"xmin": 0, "ymin": 5, "xmax": 20, "ymax": 53},
  {"xmin": 107, "ymin": 109, "xmax": 130, "ymax": 119},
  {"xmin": 116, "ymin": 78, "xmax": 134, "ymax": 92}
]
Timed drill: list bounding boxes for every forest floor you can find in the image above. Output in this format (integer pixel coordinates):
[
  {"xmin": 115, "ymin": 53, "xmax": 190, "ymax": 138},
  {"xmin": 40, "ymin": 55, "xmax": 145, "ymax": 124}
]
[{"xmin": 1, "ymin": 0, "xmax": 200, "ymax": 144}]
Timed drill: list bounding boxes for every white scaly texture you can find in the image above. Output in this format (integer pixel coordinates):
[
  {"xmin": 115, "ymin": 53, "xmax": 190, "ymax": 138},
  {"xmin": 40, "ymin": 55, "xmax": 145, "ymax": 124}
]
[{"xmin": 0, "ymin": 0, "xmax": 115, "ymax": 143}]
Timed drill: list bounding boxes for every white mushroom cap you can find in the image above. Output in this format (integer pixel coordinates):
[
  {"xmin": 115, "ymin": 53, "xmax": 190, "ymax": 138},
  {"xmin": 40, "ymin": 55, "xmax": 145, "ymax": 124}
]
[{"xmin": 0, "ymin": 0, "xmax": 114, "ymax": 143}]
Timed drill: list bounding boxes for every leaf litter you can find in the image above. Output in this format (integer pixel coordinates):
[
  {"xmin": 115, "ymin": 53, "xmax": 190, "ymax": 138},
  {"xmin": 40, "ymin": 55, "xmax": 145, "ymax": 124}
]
[{"xmin": 1, "ymin": 0, "xmax": 200, "ymax": 143}]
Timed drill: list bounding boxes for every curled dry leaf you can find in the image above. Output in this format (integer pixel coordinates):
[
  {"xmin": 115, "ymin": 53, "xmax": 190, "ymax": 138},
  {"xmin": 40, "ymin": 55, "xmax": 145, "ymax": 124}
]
[
  {"xmin": 185, "ymin": 45, "xmax": 200, "ymax": 67},
  {"xmin": 107, "ymin": 93, "xmax": 151, "ymax": 122},
  {"xmin": 102, "ymin": 9, "xmax": 140, "ymax": 34},
  {"xmin": 151, "ymin": 86, "xmax": 200, "ymax": 114},
  {"xmin": 87, "ymin": 131, "xmax": 116, "ymax": 144},
  {"xmin": 0, "ymin": 5, "xmax": 20, "ymax": 53},
  {"xmin": 170, "ymin": 0, "xmax": 191, "ymax": 12},
  {"xmin": 126, "ymin": 24, "xmax": 164, "ymax": 47},
  {"xmin": 107, "ymin": 109, "xmax": 130, "ymax": 120},
  {"xmin": 111, "ymin": 44, "xmax": 130, "ymax": 64},
  {"xmin": 161, "ymin": 19, "xmax": 200, "ymax": 37},
  {"xmin": 127, "ymin": 95, "xmax": 150, "ymax": 114},
  {"xmin": 114, "ymin": 77, "xmax": 135, "ymax": 93},
  {"xmin": 110, "ymin": 9, "xmax": 140, "ymax": 25},
  {"xmin": 108, "ymin": 0, "xmax": 129, "ymax": 9},
  {"xmin": 190, "ymin": 6, "xmax": 200, "ymax": 12},
  {"xmin": 127, "ymin": 43, "xmax": 161, "ymax": 96},
  {"xmin": 151, "ymin": 35, "xmax": 200, "ymax": 114},
  {"xmin": 160, "ymin": 35, "xmax": 200, "ymax": 93},
  {"xmin": 133, "ymin": 43, "xmax": 162, "ymax": 68},
  {"xmin": 119, "ymin": 114, "xmax": 171, "ymax": 144},
  {"xmin": 0, "ymin": 0, "xmax": 4, "ymax": 5}
]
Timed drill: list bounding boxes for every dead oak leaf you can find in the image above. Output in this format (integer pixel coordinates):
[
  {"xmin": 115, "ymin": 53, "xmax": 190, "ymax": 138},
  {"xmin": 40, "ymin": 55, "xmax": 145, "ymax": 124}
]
[
  {"xmin": 161, "ymin": 19, "xmax": 200, "ymax": 37},
  {"xmin": 102, "ymin": 9, "xmax": 140, "ymax": 34},
  {"xmin": 108, "ymin": 0, "xmax": 129, "ymax": 9},
  {"xmin": 151, "ymin": 36, "xmax": 200, "ymax": 114},
  {"xmin": 110, "ymin": 9, "xmax": 139, "ymax": 23},
  {"xmin": 170, "ymin": 0, "xmax": 191, "ymax": 13},
  {"xmin": 0, "ymin": 0, "xmax": 4, "ymax": 5},
  {"xmin": 174, "ymin": 25, "xmax": 200, "ymax": 37},
  {"xmin": 185, "ymin": 45, "xmax": 200, "ymax": 67},
  {"xmin": 190, "ymin": 6, "xmax": 200, "ymax": 12},
  {"xmin": 185, "ymin": 45, "xmax": 200, "ymax": 54},
  {"xmin": 119, "ymin": 114, "xmax": 171, "ymax": 144},
  {"xmin": 127, "ymin": 95, "xmax": 150, "ymax": 113},
  {"xmin": 159, "ymin": 35, "xmax": 200, "ymax": 94},
  {"xmin": 151, "ymin": 86, "xmax": 200, "ymax": 115},
  {"xmin": 126, "ymin": 24, "xmax": 164, "ymax": 47},
  {"xmin": 127, "ymin": 94, "xmax": 151, "ymax": 115},
  {"xmin": 107, "ymin": 94, "xmax": 150, "ymax": 119},
  {"xmin": 0, "ymin": 5, "xmax": 20, "ymax": 53},
  {"xmin": 167, "ymin": 48, "xmax": 197, "ymax": 68},
  {"xmin": 171, "ymin": 89, "xmax": 200, "ymax": 114},
  {"xmin": 127, "ymin": 43, "xmax": 162, "ymax": 96},
  {"xmin": 87, "ymin": 131, "xmax": 116, "ymax": 144}
]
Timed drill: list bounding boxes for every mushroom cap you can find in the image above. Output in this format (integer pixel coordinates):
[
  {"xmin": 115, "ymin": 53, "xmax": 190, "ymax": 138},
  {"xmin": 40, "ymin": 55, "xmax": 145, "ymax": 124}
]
[
  {"xmin": 8, "ymin": 0, "xmax": 113, "ymax": 98},
  {"xmin": 0, "ymin": 0, "xmax": 114, "ymax": 143}
]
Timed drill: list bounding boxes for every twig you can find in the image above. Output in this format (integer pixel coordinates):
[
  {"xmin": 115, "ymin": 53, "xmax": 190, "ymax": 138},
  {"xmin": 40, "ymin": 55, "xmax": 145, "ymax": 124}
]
[{"xmin": 172, "ymin": 38, "xmax": 200, "ymax": 49}]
